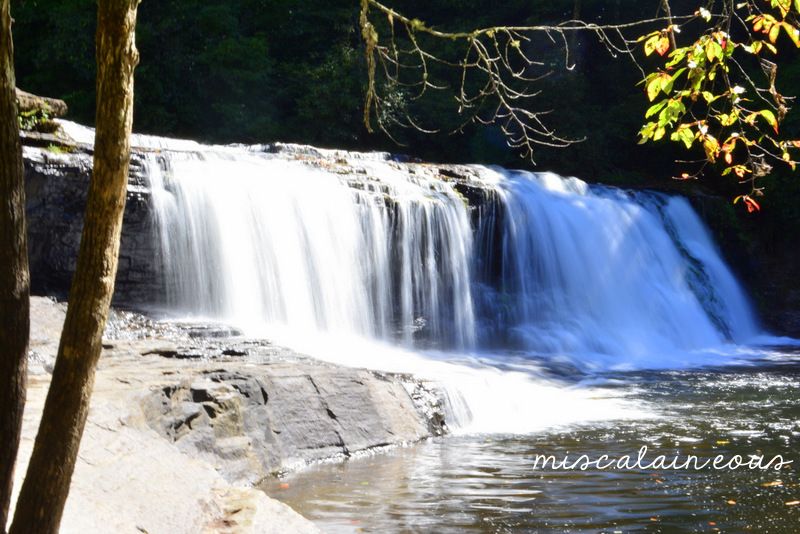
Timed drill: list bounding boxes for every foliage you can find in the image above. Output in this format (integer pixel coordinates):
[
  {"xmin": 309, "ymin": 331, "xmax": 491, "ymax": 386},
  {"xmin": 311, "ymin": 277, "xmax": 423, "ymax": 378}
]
[
  {"xmin": 10, "ymin": 1, "xmax": 799, "ymax": 194},
  {"xmin": 45, "ymin": 143, "xmax": 73, "ymax": 154},
  {"xmin": 636, "ymin": 0, "xmax": 800, "ymax": 209},
  {"xmin": 17, "ymin": 108, "xmax": 48, "ymax": 131}
]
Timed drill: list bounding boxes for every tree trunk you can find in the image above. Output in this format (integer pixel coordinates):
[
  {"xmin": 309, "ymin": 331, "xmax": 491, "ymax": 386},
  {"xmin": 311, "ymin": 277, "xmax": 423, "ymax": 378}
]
[
  {"xmin": 8, "ymin": 1, "xmax": 140, "ymax": 532},
  {"xmin": 0, "ymin": 0, "xmax": 30, "ymax": 532}
]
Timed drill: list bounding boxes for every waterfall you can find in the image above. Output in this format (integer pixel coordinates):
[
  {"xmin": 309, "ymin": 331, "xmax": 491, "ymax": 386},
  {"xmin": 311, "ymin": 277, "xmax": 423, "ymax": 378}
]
[
  {"xmin": 145, "ymin": 149, "xmax": 760, "ymax": 366},
  {"xmin": 55, "ymin": 115, "xmax": 776, "ymax": 433},
  {"xmin": 470, "ymin": 169, "xmax": 760, "ymax": 369},
  {"xmin": 148, "ymin": 153, "xmax": 476, "ymax": 349}
]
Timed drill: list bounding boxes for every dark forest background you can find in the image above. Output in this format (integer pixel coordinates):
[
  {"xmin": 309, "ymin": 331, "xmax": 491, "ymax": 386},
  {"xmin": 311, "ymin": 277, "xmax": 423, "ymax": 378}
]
[{"xmin": 10, "ymin": 0, "xmax": 800, "ymax": 324}]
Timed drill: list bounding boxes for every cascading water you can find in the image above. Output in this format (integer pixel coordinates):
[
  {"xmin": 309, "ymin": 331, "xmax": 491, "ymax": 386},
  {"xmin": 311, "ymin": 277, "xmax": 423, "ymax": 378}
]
[
  {"xmin": 148, "ymin": 154, "xmax": 476, "ymax": 349},
  {"xmin": 471, "ymin": 169, "xmax": 761, "ymax": 369},
  {"xmin": 60, "ymin": 120, "xmax": 773, "ymax": 433}
]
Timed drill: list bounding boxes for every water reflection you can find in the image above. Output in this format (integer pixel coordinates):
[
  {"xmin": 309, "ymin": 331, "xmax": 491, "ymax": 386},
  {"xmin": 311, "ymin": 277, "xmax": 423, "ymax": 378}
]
[{"xmin": 265, "ymin": 358, "xmax": 800, "ymax": 532}]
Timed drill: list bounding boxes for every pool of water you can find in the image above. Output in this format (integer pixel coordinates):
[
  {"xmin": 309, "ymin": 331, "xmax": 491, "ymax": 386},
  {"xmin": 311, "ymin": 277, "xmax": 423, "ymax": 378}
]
[{"xmin": 264, "ymin": 353, "xmax": 800, "ymax": 532}]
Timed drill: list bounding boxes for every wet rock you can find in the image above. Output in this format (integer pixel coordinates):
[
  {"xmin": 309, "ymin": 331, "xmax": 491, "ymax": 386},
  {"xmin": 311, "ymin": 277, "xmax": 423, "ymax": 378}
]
[{"xmin": 142, "ymin": 363, "xmax": 441, "ymax": 484}]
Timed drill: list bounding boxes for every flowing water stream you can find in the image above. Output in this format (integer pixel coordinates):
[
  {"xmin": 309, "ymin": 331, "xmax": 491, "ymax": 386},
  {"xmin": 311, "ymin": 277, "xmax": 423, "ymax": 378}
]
[{"xmin": 62, "ymin": 121, "xmax": 800, "ymax": 531}]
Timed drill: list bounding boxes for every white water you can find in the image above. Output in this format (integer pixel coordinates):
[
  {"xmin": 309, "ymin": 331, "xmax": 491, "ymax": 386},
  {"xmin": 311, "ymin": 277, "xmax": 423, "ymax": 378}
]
[
  {"xmin": 58, "ymin": 121, "xmax": 776, "ymax": 434},
  {"xmin": 473, "ymin": 168, "xmax": 761, "ymax": 370}
]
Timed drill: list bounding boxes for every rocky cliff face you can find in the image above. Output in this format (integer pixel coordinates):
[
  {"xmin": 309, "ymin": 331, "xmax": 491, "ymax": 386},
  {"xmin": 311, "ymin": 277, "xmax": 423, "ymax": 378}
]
[{"xmin": 24, "ymin": 141, "xmax": 165, "ymax": 305}]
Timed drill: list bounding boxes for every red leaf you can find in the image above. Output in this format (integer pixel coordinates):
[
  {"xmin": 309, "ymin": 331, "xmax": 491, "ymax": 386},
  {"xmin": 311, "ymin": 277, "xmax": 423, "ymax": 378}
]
[{"xmin": 655, "ymin": 35, "xmax": 670, "ymax": 56}]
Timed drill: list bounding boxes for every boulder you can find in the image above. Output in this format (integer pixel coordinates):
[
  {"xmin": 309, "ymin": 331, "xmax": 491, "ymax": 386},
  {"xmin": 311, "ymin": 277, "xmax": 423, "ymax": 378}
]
[{"xmin": 16, "ymin": 88, "xmax": 68, "ymax": 117}]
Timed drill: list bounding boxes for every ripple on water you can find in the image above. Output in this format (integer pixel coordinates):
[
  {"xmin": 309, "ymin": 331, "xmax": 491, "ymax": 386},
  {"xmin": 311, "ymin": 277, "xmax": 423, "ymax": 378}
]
[{"xmin": 265, "ymin": 359, "xmax": 800, "ymax": 533}]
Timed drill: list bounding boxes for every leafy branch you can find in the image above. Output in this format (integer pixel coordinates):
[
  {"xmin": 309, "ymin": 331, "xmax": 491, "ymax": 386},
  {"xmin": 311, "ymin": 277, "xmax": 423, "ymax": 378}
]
[
  {"xmin": 359, "ymin": 0, "xmax": 800, "ymax": 205},
  {"xmin": 637, "ymin": 0, "xmax": 799, "ymax": 210},
  {"xmin": 359, "ymin": 0, "xmax": 689, "ymax": 161}
]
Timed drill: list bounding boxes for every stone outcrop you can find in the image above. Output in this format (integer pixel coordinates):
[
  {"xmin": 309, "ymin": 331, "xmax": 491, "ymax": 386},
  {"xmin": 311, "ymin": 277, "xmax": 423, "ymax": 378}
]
[
  {"xmin": 18, "ymin": 297, "xmax": 325, "ymax": 533},
  {"xmin": 16, "ymin": 89, "xmax": 68, "ymax": 134},
  {"xmin": 142, "ymin": 364, "xmax": 443, "ymax": 484},
  {"xmin": 24, "ymin": 144, "xmax": 166, "ymax": 305},
  {"xmin": 17, "ymin": 297, "xmax": 448, "ymax": 532},
  {"xmin": 16, "ymin": 88, "xmax": 68, "ymax": 117}
]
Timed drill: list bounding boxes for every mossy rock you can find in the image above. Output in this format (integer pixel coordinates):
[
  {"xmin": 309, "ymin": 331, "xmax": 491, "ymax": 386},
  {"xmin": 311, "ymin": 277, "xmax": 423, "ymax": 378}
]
[{"xmin": 16, "ymin": 88, "xmax": 68, "ymax": 117}]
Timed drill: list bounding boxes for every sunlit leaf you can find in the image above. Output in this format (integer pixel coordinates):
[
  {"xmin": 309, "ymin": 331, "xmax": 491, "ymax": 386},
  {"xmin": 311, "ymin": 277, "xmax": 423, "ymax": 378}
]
[
  {"xmin": 657, "ymin": 35, "xmax": 670, "ymax": 56},
  {"xmin": 704, "ymin": 135, "xmax": 720, "ymax": 161},
  {"xmin": 644, "ymin": 34, "xmax": 659, "ymax": 56},
  {"xmin": 670, "ymin": 125, "xmax": 695, "ymax": 148},
  {"xmin": 784, "ymin": 22, "xmax": 800, "ymax": 47},
  {"xmin": 646, "ymin": 100, "xmax": 668, "ymax": 118},
  {"xmin": 769, "ymin": 24, "xmax": 781, "ymax": 43},
  {"xmin": 760, "ymin": 109, "xmax": 779, "ymax": 133}
]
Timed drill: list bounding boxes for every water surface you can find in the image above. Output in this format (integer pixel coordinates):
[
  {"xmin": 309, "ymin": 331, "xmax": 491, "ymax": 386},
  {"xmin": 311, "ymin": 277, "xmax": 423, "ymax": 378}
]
[{"xmin": 266, "ymin": 354, "xmax": 800, "ymax": 533}]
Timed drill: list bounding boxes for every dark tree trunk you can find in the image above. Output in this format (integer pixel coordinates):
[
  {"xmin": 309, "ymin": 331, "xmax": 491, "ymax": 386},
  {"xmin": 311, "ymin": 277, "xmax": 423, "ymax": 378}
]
[
  {"xmin": 0, "ymin": 0, "xmax": 30, "ymax": 531},
  {"xmin": 8, "ymin": 1, "xmax": 140, "ymax": 532}
]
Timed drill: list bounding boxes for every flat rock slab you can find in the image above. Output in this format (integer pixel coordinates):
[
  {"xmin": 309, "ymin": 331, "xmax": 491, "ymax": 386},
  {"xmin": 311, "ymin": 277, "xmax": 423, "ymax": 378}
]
[
  {"xmin": 12, "ymin": 353, "xmax": 321, "ymax": 534},
  {"xmin": 138, "ymin": 345, "xmax": 443, "ymax": 484},
  {"xmin": 12, "ymin": 297, "xmax": 445, "ymax": 532}
]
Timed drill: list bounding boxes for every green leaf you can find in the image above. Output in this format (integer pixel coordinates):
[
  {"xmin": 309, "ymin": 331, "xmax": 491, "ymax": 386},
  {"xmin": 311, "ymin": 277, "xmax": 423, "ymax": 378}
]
[
  {"xmin": 668, "ymin": 67, "xmax": 687, "ymax": 87},
  {"xmin": 644, "ymin": 35, "xmax": 659, "ymax": 56},
  {"xmin": 769, "ymin": 24, "xmax": 780, "ymax": 43},
  {"xmin": 706, "ymin": 41, "xmax": 723, "ymax": 62},
  {"xmin": 666, "ymin": 47, "xmax": 689, "ymax": 68},
  {"xmin": 645, "ymin": 100, "xmax": 668, "ymax": 118},
  {"xmin": 670, "ymin": 126, "xmax": 695, "ymax": 149},
  {"xmin": 784, "ymin": 22, "xmax": 800, "ymax": 47},
  {"xmin": 646, "ymin": 77, "xmax": 661, "ymax": 101},
  {"xmin": 760, "ymin": 109, "xmax": 778, "ymax": 132}
]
